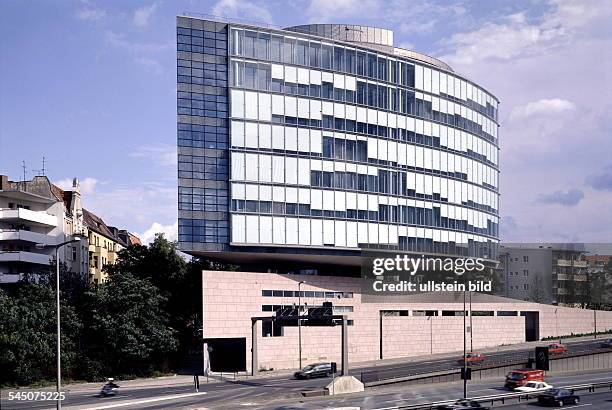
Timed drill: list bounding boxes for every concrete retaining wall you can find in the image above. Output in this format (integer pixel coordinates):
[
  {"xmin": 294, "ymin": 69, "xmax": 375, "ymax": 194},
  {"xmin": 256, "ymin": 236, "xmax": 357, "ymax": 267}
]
[
  {"xmin": 366, "ymin": 350, "xmax": 612, "ymax": 389},
  {"xmin": 203, "ymin": 271, "xmax": 612, "ymax": 371}
]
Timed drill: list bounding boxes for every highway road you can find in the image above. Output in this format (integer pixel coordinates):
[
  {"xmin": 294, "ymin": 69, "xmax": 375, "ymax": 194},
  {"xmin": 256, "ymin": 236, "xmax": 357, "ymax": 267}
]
[
  {"xmin": 359, "ymin": 338, "xmax": 611, "ymax": 383},
  {"xmin": 498, "ymin": 391, "xmax": 612, "ymax": 410},
  {"xmin": 258, "ymin": 370, "xmax": 612, "ymax": 410},
  {"xmin": 2, "ymin": 338, "xmax": 610, "ymax": 410},
  {"xmin": 3, "ymin": 368, "xmax": 611, "ymax": 409},
  {"xmin": 0, "ymin": 372, "xmax": 330, "ymax": 410}
]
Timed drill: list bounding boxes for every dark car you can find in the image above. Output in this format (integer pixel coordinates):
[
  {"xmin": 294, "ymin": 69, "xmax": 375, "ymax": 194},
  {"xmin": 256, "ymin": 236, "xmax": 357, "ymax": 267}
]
[
  {"xmin": 436, "ymin": 399, "xmax": 489, "ymax": 409},
  {"xmin": 537, "ymin": 388, "xmax": 580, "ymax": 406},
  {"xmin": 293, "ymin": 363, "xmax": 332, "ymax": 379},
  {"xmin": 600, "ymin": 339, "xmax": 612, "ymax": 348}
]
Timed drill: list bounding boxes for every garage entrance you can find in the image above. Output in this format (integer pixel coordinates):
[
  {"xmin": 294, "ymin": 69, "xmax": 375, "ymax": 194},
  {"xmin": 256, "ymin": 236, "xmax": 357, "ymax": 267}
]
[
  {"xmin": 521, "ymin": 311, "xmax": 540, "ymax": 341},
  {"xmin": 203, "ymin": 337, "xmax": 247, "ymax": 372}
]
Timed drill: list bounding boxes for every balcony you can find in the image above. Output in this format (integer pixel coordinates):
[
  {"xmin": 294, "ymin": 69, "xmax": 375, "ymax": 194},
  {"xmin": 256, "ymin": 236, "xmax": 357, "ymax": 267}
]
[
  {"xmin": 0, "ymin": 273, "xmax": 21, "ymax": 284},
  {"xmin": 0, "ymin": 208, "xmax": 57, "ymax": 227},
  {"xmin": 0, "ymin": 229, "xmax": 59, "ymax": 245},
  {"xmin": 0, "ymin": 251, "xmax": 52, "ymax": 265},
  {"xmin": 556, "ymin": 259, "xmax": 588, "ymax": 268}
]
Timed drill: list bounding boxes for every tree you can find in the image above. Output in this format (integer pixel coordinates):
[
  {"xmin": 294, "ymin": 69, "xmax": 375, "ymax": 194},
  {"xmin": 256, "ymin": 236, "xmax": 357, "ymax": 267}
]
[
  {"xmin": 588, "ymin": 261, "xmax": 612, "ymax": 310},
  {"xmin": 529, "ymin": 275, "xmax": 548, "ymax": 303},
  {"xmin": 0, "ymin": 284, "xmax": 81, "ymax": 385},
  {"xmin": 105, "ymin": 234, "xmax": 238, "ymax": 367},
  {"xmin": 80, "ymin": 272, "xmax": 177, "ymax": 378}
]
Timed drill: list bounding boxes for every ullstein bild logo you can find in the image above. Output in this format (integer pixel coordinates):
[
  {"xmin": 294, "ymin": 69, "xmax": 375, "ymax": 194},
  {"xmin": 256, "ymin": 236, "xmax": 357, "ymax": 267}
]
[{"xmin": 369, "ymin": 255, "xmax": 491, "ymax": 293}]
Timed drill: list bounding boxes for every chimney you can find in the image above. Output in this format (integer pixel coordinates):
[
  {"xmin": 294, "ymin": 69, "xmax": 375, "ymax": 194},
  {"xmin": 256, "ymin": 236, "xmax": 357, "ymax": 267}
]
[{"xmin": 0, "ymin": 175, "xmax": 9, "ymax": 190}]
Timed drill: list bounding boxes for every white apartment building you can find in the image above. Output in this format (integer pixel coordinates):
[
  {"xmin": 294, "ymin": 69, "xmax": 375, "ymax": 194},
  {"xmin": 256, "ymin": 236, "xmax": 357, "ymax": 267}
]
[{"xmin": 0, "ymin": 175, "xmax": 87, "ymax": 283}]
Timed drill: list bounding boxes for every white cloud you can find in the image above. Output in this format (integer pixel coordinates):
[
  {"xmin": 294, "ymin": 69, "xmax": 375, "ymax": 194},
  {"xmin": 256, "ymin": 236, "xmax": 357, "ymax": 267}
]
[
  {"xmin": 76, "ymin": 6, "xmax": 106, "ymax": 21},
  {"xmin": 211, "ymin": 0, "xmax": 273, "ymax": 24},
  {"xmin": 133, "ymin": 2, "xmax": 160, "ymax": 27},
  {"xmin": 440, "ymin": 22, "xmax": 562, "ymax": 66},
  {"xmin": 54, "ymin": 177, "xmax": 98, "ymax": 195},
  {"xmin": 507, "ymin": 12, "xmax": 525, "ymax": 24},
  {"xmin": 302, "ymin": 0, "xmax": 465, "ymax": 29},
  {"xmin": 130, "ymin": 143, "xmax": 176, "ymax": 166},
  {"xmin": 396, "ymin": 41, "xmax": 415, "ymax": 51},
  {"xmin": 439, "ymin": 0, "xmax": 612, "ymax": 67},
  {"xmin": 105, "ymin": 31, "xmax": 171, "ymax": 53},
  {"xmin": 105, "ymin": 31, "xmax": 171, "ymax": 74},
  {"xmin": 399, "ymin": 20, "xmax": 436, "ymax": 35},
  {"xmin": 432, "ymin": 0, "xmax": 612, "ymax": 242},
  {"xmin": 79, "ymin": 181, "xmax": 176, "ymax": 235},
  {"xmin": 305, "ymin": 0, "xmax": 379, "ymax": 21},
  {"xmin": 138, "ymin": 221, "xmax": 178, "ymax": 245},
  {"xmin": 80, "ymin": 178, "xmax": 99, "ymax": 195},
  {"xmin": 134, "ymin": 57, "xmax": 164, "ymax": 75},
  {"xmin": 510, "ymin": 98, "xmax": 575, "ymax": 120}
]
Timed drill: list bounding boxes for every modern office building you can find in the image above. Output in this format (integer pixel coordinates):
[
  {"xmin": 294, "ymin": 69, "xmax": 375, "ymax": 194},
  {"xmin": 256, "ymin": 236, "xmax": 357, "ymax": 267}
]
[
  {"xmin": 498, "ymin": 244, "xmax": 589, "ymax": 306},
  {"xmin": 174, "ymin": 17, "xmax": 612, "ymax": 373},
  {"xmin": 177, "ymin": 18, "xmax": 500, "ymax": 269}
]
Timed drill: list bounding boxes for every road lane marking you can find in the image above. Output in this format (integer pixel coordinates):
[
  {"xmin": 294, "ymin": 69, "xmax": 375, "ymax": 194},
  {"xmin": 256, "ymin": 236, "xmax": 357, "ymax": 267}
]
[{"xmin": 75, "ymin": 392, "xmax": 207, "ymax": 409}]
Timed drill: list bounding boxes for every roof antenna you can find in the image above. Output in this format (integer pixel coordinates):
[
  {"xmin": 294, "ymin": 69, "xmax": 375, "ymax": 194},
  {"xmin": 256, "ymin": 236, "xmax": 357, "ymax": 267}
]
[
  {"xmin": 21, "ymin": 160, "xmax": 27, "ymax": 190},
  {"xmin": 33, "ymin": 156, "xmax": 47, "ymax": 176}
]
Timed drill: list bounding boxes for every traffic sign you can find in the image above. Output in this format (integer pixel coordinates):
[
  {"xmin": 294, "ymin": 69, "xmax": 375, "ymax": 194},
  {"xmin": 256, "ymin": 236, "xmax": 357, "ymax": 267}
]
[{"xmin": 535, "ymin": 346, "xmax": 550, "ymax": 371}]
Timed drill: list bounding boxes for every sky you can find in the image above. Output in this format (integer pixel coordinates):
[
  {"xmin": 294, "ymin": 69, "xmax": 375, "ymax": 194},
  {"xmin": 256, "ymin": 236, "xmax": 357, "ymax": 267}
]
[{"xmin": 1, "ymin": 0, "xmax": 611, "ymax": 244}]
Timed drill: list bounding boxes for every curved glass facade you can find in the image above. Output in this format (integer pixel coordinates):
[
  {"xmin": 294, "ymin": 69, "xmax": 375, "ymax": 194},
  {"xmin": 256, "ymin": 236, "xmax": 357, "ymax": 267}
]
[{"xmin": 177, "ymin": 17, "xmax": 500, "ymax": 262}]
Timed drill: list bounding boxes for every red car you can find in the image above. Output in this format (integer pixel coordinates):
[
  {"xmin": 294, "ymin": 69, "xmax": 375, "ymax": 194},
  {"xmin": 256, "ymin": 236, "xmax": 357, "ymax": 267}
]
[
  {"xmin": 548, "ymin": 343, "xmax": 567, "ymax": 354},
  {"xmin": 458, "ymin": 352, "xmax": 486, "ymax": 365}
]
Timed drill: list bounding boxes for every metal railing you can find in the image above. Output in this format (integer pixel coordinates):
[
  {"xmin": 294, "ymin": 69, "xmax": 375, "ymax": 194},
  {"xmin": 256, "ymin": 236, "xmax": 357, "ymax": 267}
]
[
  {"xmin": 180, "ymin": 11, "xmax": 281, "ymax": 30},
  {"xmin": 383, "ymin": 380, "xmax": 612, "ymax": 410},
  {"xmin": 361, "ymin": 343, "xmax": 612, "ymax": 385},
  {"xmin": 361, "ymin": 351, "xmax": 528, "ymax": 384}
]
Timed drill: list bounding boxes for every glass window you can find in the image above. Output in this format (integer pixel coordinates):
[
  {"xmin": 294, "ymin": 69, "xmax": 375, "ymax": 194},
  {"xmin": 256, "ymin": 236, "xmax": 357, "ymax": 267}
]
[
  {"xmin": 283, "ymin": 37, "xmax": 295, "ymax": 64},
  {"xmin": 356, "ymin": 51, "xmax": 366, "ymax": 76},
  {"xmin": 257, "ymin": 63, "xmax": 270, "ymax": 90},
  {"xmin": 257, "ymin": 32, "xmax": 270, "ymax": 60},
  {"xmin": 367, "ymin": 54, "xmax": 377, "ymax": 78},
  {"xmin": 321, "ymin": 44, "xmax": 333, "ymax": 69},
  {"xmin": 345, "ymin": 48, "xmax": 355, "ymax": 73},
  {"xmin": 378, "ymin": 57, "xmax": 388, "ymax": 81},
  {"xmin": 244, "ymin": 62, "xmax": 257, "ymax": 88},
  {"xmin": 296, "ymin": 40, "xmax": 308, "ymax": 65},
  {"xmin": 334, "ymin": 46, "xmax": 344, "ymax": 71},
  {"xmin": 243, "ymin": 30, "xmax": 257, "ymax": 58},
  {"xmin": 309, "ymin": 42, "xmax": 321, "ymax": 67},
  {"xmin": 270, "ymin": 35, "xmax": 282, "ymax": 62}
]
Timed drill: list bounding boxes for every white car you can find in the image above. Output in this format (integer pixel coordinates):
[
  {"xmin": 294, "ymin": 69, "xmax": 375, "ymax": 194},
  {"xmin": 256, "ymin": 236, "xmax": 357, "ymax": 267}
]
[{"xmin": 515, "ymin": 381, "xmax": 553, "ymax": 393}]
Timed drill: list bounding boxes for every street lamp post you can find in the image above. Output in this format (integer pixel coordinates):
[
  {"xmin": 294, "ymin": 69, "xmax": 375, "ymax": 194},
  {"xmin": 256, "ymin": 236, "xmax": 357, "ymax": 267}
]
[
  {"xmin": 469, "ymin": 291, "xmax": 473, "ymax": 352},
  {"xmin": 38, "ymin": 235, "xmax": 84, "ymax": 410},
  {"xmin": 298, "ymin": 280, "xmax": 306, "ymax": 369},
  {"xmin": 555, "ymin": 308, "xmax": 560, "ymax": 343},
  {"xmin": 463, "ymin": 289, "xmax": 467, "ymax": 399}
]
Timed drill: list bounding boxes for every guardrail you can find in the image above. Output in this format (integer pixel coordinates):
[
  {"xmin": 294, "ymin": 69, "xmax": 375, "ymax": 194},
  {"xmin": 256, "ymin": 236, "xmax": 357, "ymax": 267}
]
[
  {"xmin": 361, "ymin": 343, "xmax": 612, "ymax": 385},
  {"xmin": 382, "ymin": 381, "xmax": 612, "ymax": 410},
  {"xmin": 361, "ymin": 351, "xmax": 527, "ymax": 384}
]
